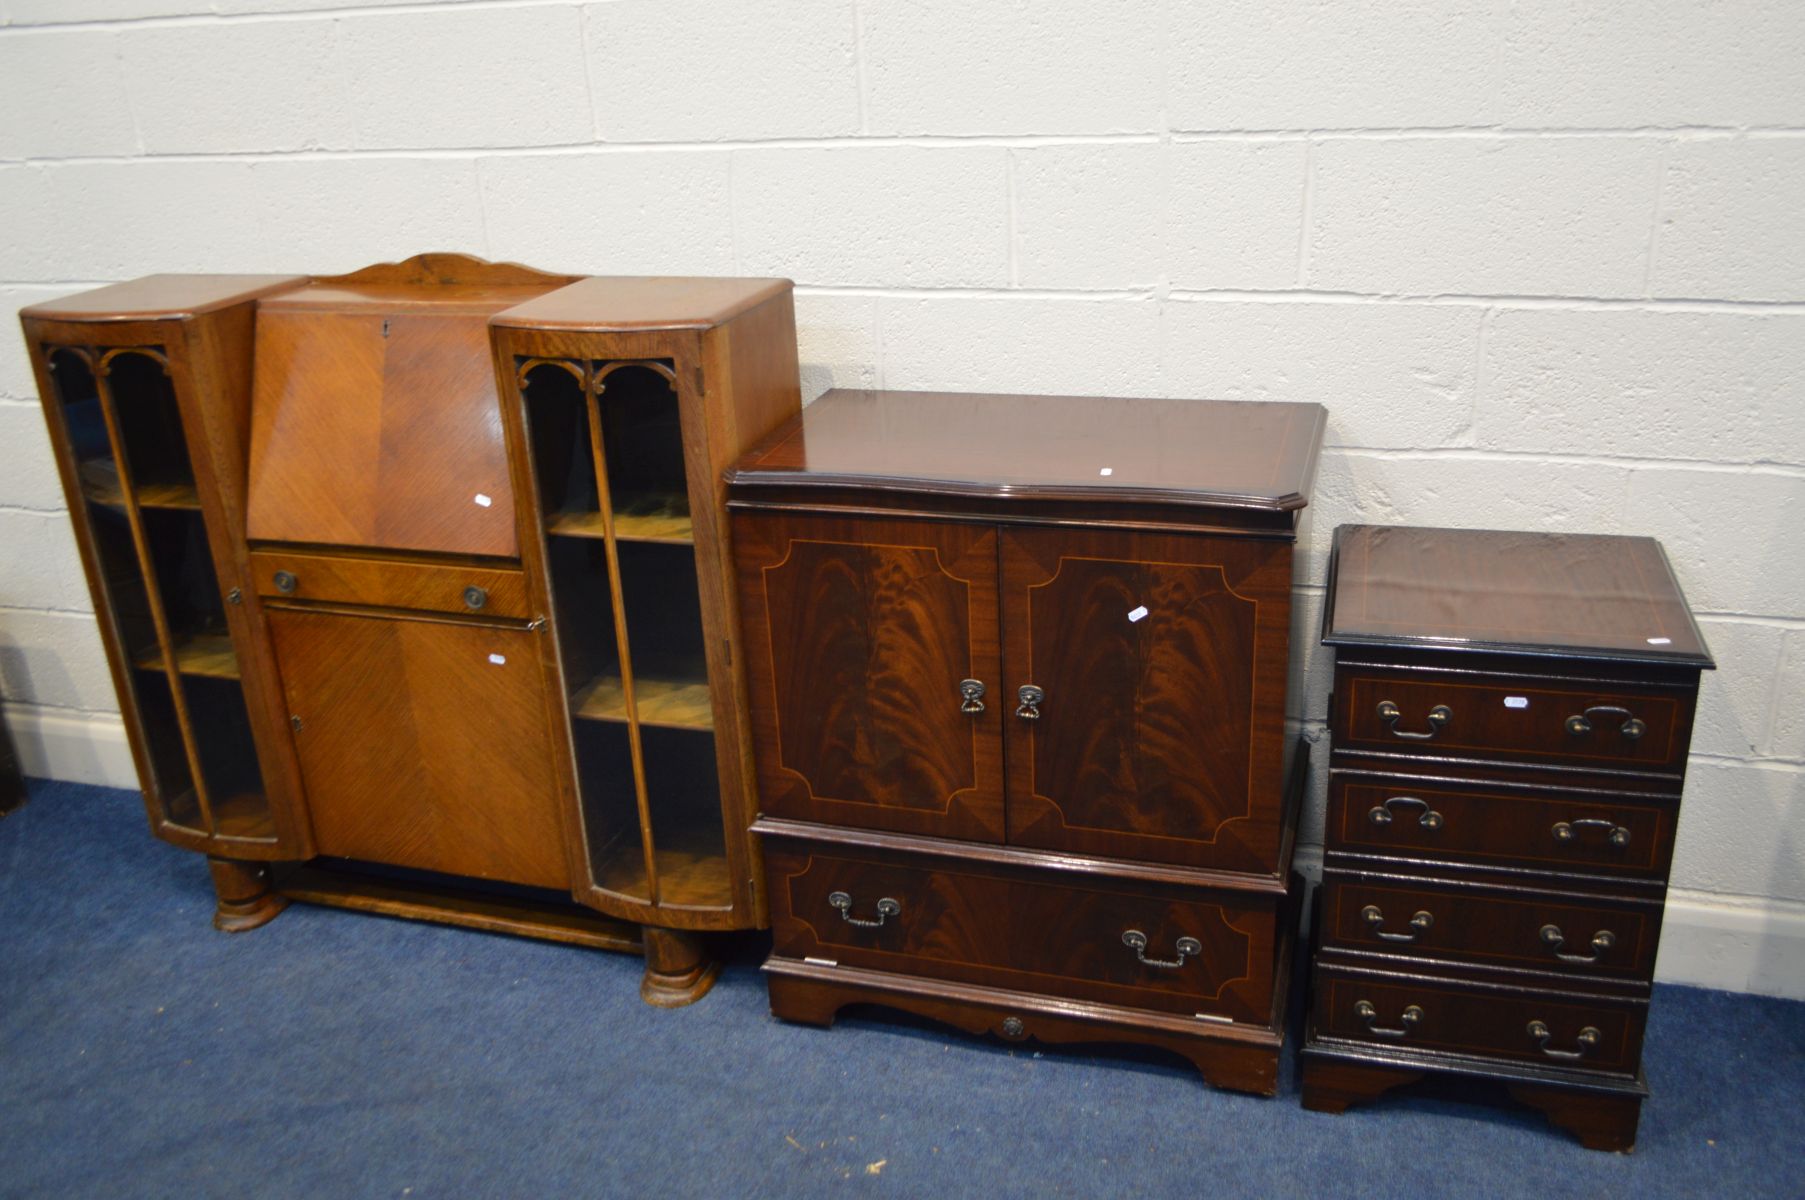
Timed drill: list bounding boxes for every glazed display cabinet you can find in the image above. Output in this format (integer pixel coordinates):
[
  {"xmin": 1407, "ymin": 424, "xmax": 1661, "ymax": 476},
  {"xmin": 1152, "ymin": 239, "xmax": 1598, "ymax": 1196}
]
[{"xmin": 21, "ymin": 255, "xmax": 800, "ymax": 1004}]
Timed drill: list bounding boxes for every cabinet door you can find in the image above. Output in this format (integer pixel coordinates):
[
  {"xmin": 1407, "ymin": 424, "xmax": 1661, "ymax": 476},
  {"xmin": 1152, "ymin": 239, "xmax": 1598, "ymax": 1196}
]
[
  {"xmin": 733, "ymin": 512, "xmax": 1005, "ymax": 842},
  {"xmin": 1000, "ymin": 527, "xmax": 1293, "ymax": 872},
  {"xmin": 268, "ymin": 607, "xmax": 570, "ymax": 890}
]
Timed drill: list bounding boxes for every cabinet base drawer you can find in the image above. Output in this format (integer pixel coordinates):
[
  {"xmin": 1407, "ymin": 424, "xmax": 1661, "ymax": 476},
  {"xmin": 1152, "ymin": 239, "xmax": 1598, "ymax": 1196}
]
[
  {"xmin": 1308, "ymin": 962, "xmax": 1647, "ymax": 1078},
  {"xmin": 763, "ymin": 836, "xmax": 1288, "ymax": 1025},
  {"xmin": 250, "ymin": 546, "xmax": 531, "ymax": 619},
  {"xmin": 766, "ymin": 955, "xmax": 1285, "ymax": 1097}
]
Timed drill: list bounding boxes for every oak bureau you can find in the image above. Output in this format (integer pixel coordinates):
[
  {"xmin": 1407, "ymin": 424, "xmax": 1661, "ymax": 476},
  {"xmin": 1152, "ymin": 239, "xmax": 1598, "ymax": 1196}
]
[
  {"xmin": 727, "ymin": 388, "xmax": 1326, "ymax": 1094},
  {"xmin": 1302, "ymin": 524, "xmax": 1714, "ymax": 1149}
]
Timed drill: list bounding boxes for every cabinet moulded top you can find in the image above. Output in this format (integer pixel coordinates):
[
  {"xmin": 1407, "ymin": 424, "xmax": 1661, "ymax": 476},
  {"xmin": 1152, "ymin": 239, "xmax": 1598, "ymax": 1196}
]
[{"xmin": 726, "ymin": 388, "xmax": 1328, "ymax": 520}]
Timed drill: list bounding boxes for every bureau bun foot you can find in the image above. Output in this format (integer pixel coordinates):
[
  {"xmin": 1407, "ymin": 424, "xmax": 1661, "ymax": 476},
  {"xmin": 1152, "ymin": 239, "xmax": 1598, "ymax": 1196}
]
[
  {"xmin": 207, "ymin": 856, "xmax": 288, "ymax": 933},
  {"xmin": 639, "ymin": 927, "xmax": 720, "ymax": 1008},
  {"xmin": 1300, "ymin": 1057, "xmax": 1425, "ymax": 1114},
  {"xmin": 1506, "ymin": 1083, "xmax": 1641, "ymax": 1153}
]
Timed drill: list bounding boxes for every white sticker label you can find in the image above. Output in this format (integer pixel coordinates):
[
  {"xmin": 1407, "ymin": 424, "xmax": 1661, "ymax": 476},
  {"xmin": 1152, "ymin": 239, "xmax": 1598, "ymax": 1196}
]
[
  {"xmin": 488, "ymin": 653, "xmax": 507, "ymax": 666},
  {"xmin": 1099, "ymin": 467, "xmax": 1113, "ymax": 476},
  {"xmin": 473, "ymin": 493, "xmax": 493, "ymax": 508},
  {"xmin": 1127, "ymin": 606, "xmax": 1149, "ymax": 623},
  {"xmin": 1504, "ymin": 695, "xmax": 1528, "ymax": 709},
  {"xmin": 1647, "ymin": 637, "xmax": 1672, "ymax": 645}
]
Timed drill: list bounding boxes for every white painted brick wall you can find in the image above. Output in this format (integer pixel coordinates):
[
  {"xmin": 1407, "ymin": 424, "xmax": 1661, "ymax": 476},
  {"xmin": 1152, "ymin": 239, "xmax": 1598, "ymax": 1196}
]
[{"xmin": 1, "ymin": 0, "xmax": 1801, "ymax": 974}]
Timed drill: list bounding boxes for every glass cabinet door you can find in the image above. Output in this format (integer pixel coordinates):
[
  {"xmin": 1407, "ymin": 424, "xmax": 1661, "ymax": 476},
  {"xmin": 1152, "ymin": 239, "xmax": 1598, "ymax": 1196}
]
[{"xmin": 45, "ymin": 343, "xmax": 278, "ymax": 848}]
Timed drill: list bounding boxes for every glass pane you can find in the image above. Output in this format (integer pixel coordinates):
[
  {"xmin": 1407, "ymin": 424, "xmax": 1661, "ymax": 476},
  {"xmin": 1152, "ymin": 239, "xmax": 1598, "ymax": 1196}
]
[
  {"xmin": 573, "ymin": 721, "xmax": 650, "ymax": 905},
  {"xmin": 183, "ymin": 676, "xmax": 272, "ymax": 839},
  {"xmin": 640, "ymin": 727, "xmax": 732, "ymax": 909},
  {"xmin": 598, "ymin": 363, "xmax": 690, "ymax": 544},
  {"xmin": 617, "ymin": 542, "xmax": 711, "ymax": 730},
  {"xmin": 105, "ymin": 350, "xmax": 197, "ymax": 509}
]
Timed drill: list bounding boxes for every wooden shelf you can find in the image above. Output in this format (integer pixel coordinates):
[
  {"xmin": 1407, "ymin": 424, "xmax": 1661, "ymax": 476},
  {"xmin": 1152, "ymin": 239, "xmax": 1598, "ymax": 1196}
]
[
  {"xmin": 592, "ymin": 834, "xmax": 735, "ymax": 910},
  {"xmin": 134, "ymin": 632, "xmax": 240, "ymax": 680},
  {"xmin": 570, "ymin": 668, "xmax": 713, "ymax": 731},
  {"xmin": 79, "ymin": 460, "xmax": 200, "ymax": 511},
  {"xmin": 545, "ymin": 493, "xmax": 693, "ymax": 545}
]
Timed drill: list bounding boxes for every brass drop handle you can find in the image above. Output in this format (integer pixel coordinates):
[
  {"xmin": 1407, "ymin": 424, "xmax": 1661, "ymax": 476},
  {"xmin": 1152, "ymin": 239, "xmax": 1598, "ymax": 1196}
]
[
  {"xmin": 463, "ymin": 585, "xmax": 488, "ymax": 611},
  {"xmin": 1366, "ymin": 795, "xmax": 1444, "ymax": 831},
  {"xmin": 1122, "ymin": 929, "xmax": 1203, "ymax": 969},
  {"xmin": 959, "ymin": 678, "xmax": 986, "ymax": 715},
  {"xmin": 827, "ymin": 890, "xmax": 900, "ymax": 929},
  {"xmin": 1541, "ymin": 924, "xmax": 1616, "ymax": 964},
  {"xmin": 1552, "ymin": 818, "xmax": 1631, "ymax": 849},
  {"xmin": 1376, "ymin": 699, "xmax": 1451, "ymax": 740},
  {"xmin": 1015, "ymin": 684, "xmax": 1044, "ymax": 720},
  {"xmin": 1362, "ymin": 904, "xmax": 1434, "ymax": 943},
  {"xmin": 1355, "ymin": 999, "xmax": 1423, "ymax": 1039},
  {"xmin": 272, "ymin": 570, "xmax": 297, "ymax": 595},
  {"xmin": 1566, "ymin": 705, "xmax": 1646, "ymax": 740},
  {"xmin": 1527, "ymin": 1019, "xmax": 1600, "ymax": 1060}
]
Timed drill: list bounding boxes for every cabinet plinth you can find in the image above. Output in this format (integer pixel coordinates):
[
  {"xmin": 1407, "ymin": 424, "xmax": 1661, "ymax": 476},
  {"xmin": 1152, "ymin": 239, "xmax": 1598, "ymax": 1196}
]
[
  {"xmin": 22, "ymin": 255, "xmax": 801, "ymax": 1005},
  {"xmin": 1301, "ymin": 523, "xmax": 1714, "ymax": 1150},
  {"xmin": 728, "ymin": 388, "xmax": 1326, "ymax": 1092}
]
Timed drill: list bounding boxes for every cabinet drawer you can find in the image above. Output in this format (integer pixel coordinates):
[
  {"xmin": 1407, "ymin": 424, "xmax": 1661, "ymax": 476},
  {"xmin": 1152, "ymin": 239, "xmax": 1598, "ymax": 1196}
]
[
  {"xmin": 764, "ymin": 839, "xmax": 1280, "ymax": 1024},
  {"xmin": 1326, "ymin": 773, "xmax": 1678, "ymax": 882},
  {"xmin": 1334, "ymin": 666, "xmax": 1694, "ymax": 774},
  {"xmin": 1312, "ymin": 965, "xmax": 1647, "ymax": 1076},
  {"xmin": 1319, "ymin": 871, "xmax": 1662, "ymax": 982},
  {"xmin": 249, "ymin": 548, "xmax": 531, "ymax": 619}
]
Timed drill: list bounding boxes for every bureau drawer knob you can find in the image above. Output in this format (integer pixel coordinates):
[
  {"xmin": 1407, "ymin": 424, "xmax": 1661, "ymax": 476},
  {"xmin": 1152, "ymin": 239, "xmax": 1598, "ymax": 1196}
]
[
  {"xmin": 272, "ymin": 570, "xmax": 298, "ymax": 595},
  {"xmin": 1565, "ymin": 704, "xmax": 1646, "ymax": 741},
  {"xmin": 958, "ymin": 678, "xmax": 986, "ymax": 715},
  {"xmin": 827, "ymin": 890, "xmax": 900, "ymax": 928},
  {"xmin": 1551, "ymin": 818, "xmax": 1630, "ymax": 848},
  {"xmin": 1362, "ymin": 904, "xmax": 1434, "ymax": 943},
  {"xmin": 1540, "ymin": 923, "xmax": 1616, "ymax": 965},
  {"xmin": 1375, "ymin": 699, "xmax": 1451, "ymax": 740},
  {"xmin": 1527, "ymin": 1019, "xmax": 1601, "ymax": 1060},
  {"xmin": 1355, "ymin": 999, "xmax": 1423, "ymax": 1039},
  {"xmin": 1122, "ymin": 929, "xmax": 1204, "ymax": 970},
  {"xmin": 463, "ymin": 585, "xmax": 488, "ymax": 611},
  {"xmin": 1367, "ymin": 795, "xmax": 1444, "ymax": 830}
]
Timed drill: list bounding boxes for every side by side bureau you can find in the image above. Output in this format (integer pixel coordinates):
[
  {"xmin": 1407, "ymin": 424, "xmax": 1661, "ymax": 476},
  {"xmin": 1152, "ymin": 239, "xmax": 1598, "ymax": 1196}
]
[
  {"xmin": 19, "ymin": 254, "xmax": 800, "ymax": 1005},
  {"xmin": 727, "ymin": 388, "xmax": 1327, "ymax": 1094},
  {"xmin": 1302, "ymin": 524, "xmax": 1714, "ymax": 1149}
]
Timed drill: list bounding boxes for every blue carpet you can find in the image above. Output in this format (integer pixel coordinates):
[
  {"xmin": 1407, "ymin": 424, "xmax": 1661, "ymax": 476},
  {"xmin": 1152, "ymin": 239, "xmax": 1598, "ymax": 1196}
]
[{"xmin": 1, "ymin": 780, "xmax": 1800, "ymax": 1199}]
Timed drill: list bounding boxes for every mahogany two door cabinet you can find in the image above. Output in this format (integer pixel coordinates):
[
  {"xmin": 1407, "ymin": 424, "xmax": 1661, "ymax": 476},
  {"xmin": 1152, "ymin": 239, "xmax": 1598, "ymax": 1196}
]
[
  {"xmin": 1301, "ymin": 524, "xmax": 1714, "ymax": 1149},
  {"xmin": 727, "ymin": 389, "xmax": 1327, "ymax": 1095},
  {"xmin": 20, "ymin": 254, "xmax": 801, "ymax": 1005}
]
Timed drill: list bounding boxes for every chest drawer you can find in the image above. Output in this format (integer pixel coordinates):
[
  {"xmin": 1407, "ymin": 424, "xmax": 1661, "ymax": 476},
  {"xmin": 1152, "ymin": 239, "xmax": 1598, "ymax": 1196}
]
[
  {"xmin": 1333, "ymin": 666, "xmax": 1694, "ymax": 775},
  {"xmin": 763, "ymin": 838, "xmax": 1282, "ymax": 1024},
  {"xmin": 1326, "ymin": 773, "xmax": 1678, "ymax": 882},
  {"xmin": 249, "ymin": 547, "xmax": 532, "ymax": 620},
  {"xmin": 1311, "ymin": 964, "xmax": 1647, "ymax": 1077},
  {"xmin": 1318, "ymin": 871, "xmax": 1663, "ymax": 982}
]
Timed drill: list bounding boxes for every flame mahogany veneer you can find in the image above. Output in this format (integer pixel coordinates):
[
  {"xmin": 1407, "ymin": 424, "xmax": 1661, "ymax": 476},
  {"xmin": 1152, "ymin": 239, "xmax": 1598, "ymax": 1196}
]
[{"xmin": 727, "ymin": 388, "xmax": 1327, "ymax": 1094}]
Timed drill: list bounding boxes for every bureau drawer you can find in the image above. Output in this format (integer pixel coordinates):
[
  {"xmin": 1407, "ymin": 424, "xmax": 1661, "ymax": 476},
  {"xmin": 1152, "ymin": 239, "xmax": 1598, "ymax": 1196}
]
[
  {"xmin": 1334, "ymin": 666, "xmax": 1694, "ymax": 774},
  {"xmin": 1319, "ymin": 871, "xmax": 1663, "ymax": 982},
  {"xmin": 1311, "ymin": 965, "xmax": 1647, "ymax": 1076},
  {"xmin": 249, "ymin": 548, "xmax": 532, "ymax": 619},
  {"xmin": 1327, "ymin": 773, "xmax": 1678, "ymax": 882},
  {"xmin": 764, "ymin": 839, "xmax": 1281, "ymax": 1024}
]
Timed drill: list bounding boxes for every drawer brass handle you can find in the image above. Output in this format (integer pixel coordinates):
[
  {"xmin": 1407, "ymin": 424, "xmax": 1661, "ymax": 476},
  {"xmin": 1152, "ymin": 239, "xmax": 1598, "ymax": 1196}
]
[
  {"xmin": 1540, "ymin": 923, "xmax": 1616, "ymax": 965},
  {"xmin": 1015, "ymin": 684, "xmax": 1044, "ymax": 720},
  {"xmin": 958, "ymin": 678, "xmax": 986, "ymax": 715},
  {"xmin": 1122, "ymin": 929, "xmax": 1203, "ymax": 969},
  {"xmin": 1565, "ymin": 705, "xmax": 1647, "ymax": 741},
  {"xmin": 1367, "ymin": 795, "xmax": 1444, "ymax": 831},
  {"xmin": 272, "ymin": 570, "xmax": 297, "ymax": 595},
  {"xmin": 1552, "ymin": 818, "xmax": 1631, "ymax": 849},
  {"xmin": 827, "ymin": 890, "xmax": 900, "ymax": 928},
  {"xmin": 1355, "ymin": 999, "xmax": 1423, "ymax": 1039},
  {"xmin": 1362, "ymin": 904, "xmax": 1434, "ymax": 943},
  {"xmin": 463, "ymin": 586, "xmax": 488, "ymax": 611},
  {"xmin": 1375, "ymin": 699, "xmax": 1451, "ymax": 740},
  {"xmin": 1527, "ymin": 1019, "xmax": 1601, "ymax": 1060}
]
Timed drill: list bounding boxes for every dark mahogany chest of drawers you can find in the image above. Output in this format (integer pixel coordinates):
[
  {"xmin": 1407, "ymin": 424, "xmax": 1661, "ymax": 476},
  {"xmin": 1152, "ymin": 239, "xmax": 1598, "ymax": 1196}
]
[
  {"xmin": 1301, "ymin": 525, "xmax": 1715, "ymax": 1151},
  {"xmin": 728, "ymin": 388, "xmax": 1326, "ymax": 1095}
]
